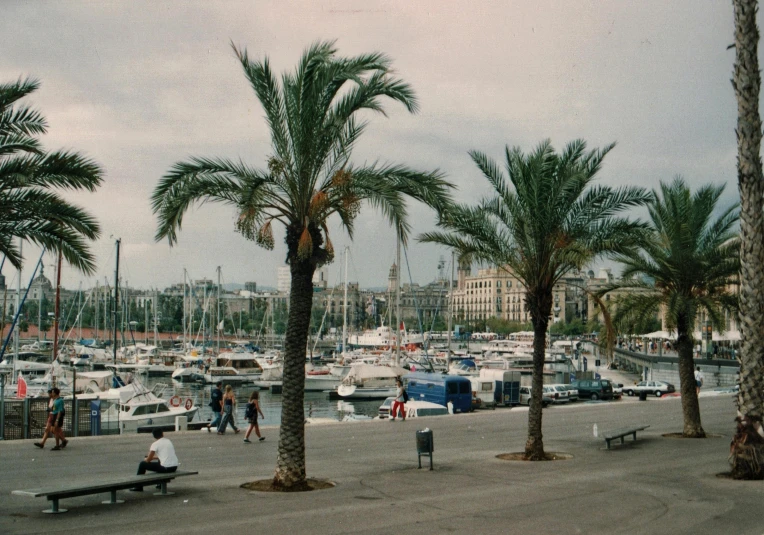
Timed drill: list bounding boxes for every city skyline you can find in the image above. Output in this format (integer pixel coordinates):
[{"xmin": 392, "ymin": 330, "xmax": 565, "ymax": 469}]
[{"xmin": 1, "ymin": 1, "xmax": 741, "ymax": 291}]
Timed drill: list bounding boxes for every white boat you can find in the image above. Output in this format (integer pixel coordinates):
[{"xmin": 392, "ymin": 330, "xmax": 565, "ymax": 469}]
[
  {"xmin": 20, "ymin": 340, "xmax": 55, "ymax": 353},
  {"xmin": 304, "ymin": 362, "xmax": 350, "ymax": 391},
  {"xmin": 171, "ymin": 354, "xmax": 207, "ymax": 383},
  {"xmin": 347, "ymin": 323, "xmax": 427, "ymax": 350},
  {"xmin": 0, "ymin": 352, "xmax": 51, "ymax": 375},
  {"xmin": 335, "ymin": 364, "xmax": 407, "ymax": 400},
  {"xmin": 78, "ymin": 378, "xmax": 198, "ymax": 433},
  {"xmin": 203, "ymin": 353, "xmax": 264, "ymax": 384}
]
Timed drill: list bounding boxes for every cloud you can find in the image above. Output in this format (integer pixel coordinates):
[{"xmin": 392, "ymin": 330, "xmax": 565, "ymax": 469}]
[{"xmin": 1, "ymin": 0, "xmax": 745, "ymax": 291}]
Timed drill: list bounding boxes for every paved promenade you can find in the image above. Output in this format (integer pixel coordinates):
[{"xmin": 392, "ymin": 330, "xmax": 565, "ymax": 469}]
[{"xmin": 1, "ymin": 394, "xmax": 761, "ymax": 535}]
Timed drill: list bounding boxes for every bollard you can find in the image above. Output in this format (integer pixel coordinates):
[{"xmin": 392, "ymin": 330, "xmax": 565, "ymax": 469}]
[
  {"xmin": 175, "ymin": 415, "xmax": 187, "ymax": 432},
  {"xmin": 416, "ymin": 428, "xmax": 434, "ymax": 470}
]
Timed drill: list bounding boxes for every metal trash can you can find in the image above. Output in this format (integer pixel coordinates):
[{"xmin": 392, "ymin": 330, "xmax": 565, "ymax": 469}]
[
  {"xmin": 638, "ymin": 391, "xmax": 648, "ymax": 401},
  {"xmin": 416, "ymin": 429, "xmax": 434, "ymax": 470}
]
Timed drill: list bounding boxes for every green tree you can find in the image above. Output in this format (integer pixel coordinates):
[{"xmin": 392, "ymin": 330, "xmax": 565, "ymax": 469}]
[
  {"xmin": 601, "ymin": 179, "xmax": 739, "ymax": 437},
  {"xmin": 152, "ymin": 41, "xmax": 453, "ymax": 489},
  {"xmin": 421, "ymin": 139, "xmax": 648, "ymax": 460},
  {"xmin": 0, "ymin": 78, "xmax": 102, "ymax": 273},
  {"xmin": 731, "ymin": 0, "xmax": 764, "ymax": 480}
]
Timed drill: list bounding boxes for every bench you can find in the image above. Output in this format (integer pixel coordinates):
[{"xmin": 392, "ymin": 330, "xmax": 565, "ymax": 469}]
[
  {"xmin": 603, "ymin": 425, "xmax": 650, "ymax": 450},
  {"xmin": 12, "ymin": 470, "xmax": 198, "ymax": 514}
]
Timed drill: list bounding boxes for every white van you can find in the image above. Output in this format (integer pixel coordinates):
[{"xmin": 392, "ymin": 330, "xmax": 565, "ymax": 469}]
[{"xmin": 469, "ymin": 377, "xmax": 497, "ymax": 409}]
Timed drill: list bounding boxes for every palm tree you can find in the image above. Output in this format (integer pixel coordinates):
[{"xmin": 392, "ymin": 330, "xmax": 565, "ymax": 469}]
[
  {"xmin": 601, "ymin": 178, "xmax": 739, "ymax": 438},
  {"xmin": 731, "ymin": 0, "xmax": 764, "ymax": 479},
  {"xmin": 152, "ymin": 41, "xmax": 453, "ymax": 489},
  {"xmin": 0, "ymin": 78, "xmax": 103, "ymax": 273},
  {"xmin": 421, "ymin": 139, "xmax": 649, "ymax": 460}
]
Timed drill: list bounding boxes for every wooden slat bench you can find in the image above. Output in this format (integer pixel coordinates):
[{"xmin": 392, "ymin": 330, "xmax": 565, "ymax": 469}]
[
  {"xmin": 603, "ymin": 425, "xmax": 650, "ymax": 450},
  {"xmin": 12, "ymin": 470, "xmax": 198, "ymax": 514}
]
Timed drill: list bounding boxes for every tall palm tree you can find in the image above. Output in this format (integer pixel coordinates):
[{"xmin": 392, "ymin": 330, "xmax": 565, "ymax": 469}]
[
  {"xmin": 601, "ymin": 178, "xmax": 739, "ymax": 438},
  {"xmin": 421, "ymin": 139, "xmax": 649, "ymax": 460},
  {"xmin": 152, "ymin": 41, "xmax": 453, "ymax": 489},
  {"xmin": 0, "ymin": 77, "xmax": 103, "ymax": 273},
  {"xmin": 731, "ymin": 0, "xmax": 764, "ymax": 479}
]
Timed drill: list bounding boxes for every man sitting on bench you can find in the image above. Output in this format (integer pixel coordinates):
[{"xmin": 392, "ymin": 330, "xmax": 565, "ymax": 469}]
[{"xmin": 132, "ymin": 429, "xmax": 178, "ymax": 491}]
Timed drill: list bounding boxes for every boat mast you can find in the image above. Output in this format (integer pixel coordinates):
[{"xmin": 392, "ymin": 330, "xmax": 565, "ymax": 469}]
[
  {"xmin": 77, "ymin": 281, "xmax": 82, "ymax": 340},
  {"xmin": 182, "ymin": 269, "xmax": 187, "ymax": 350},
  {"xmin": 52, "ymin": 249, "xmax": 62, "ymax": 364},
  {"xmin": 37, "ymin": 262, "xmax": 41, "ymax": 342},
  {"xmin": 112, "ymin": 238, "xmax": 120, "ymax": 364},
  {"xmin": 216, "ymin": 266, "xmax": 221, "ymax": 354},
  {"xmin": 342, "ymin": 246, "xmax": 348, "ymax": 356},
  {"xmin": 144, "ymin": 292, "xmax": 149, "ymax": 345},
  {"xmin": 447, "ymin": 251, "xmax": 454, "ymax": 363},
  {"xmin": 13, "ymin": 240, "xmax": 21, "ymax": 373},
  {"xmin": 94, "ymin": 280, "xmax": 99, "ymax": 342},
  {"xmin": 153, "ymin": 289, "xmax": 158, "ymax": 348},
  {"xmin": 395, "ymin": 235, "xmax": 401, "ymax": 366}
]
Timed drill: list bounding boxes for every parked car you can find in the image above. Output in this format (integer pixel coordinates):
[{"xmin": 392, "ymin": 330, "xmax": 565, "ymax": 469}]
[
  {"xmin": 563, "ymin": 384, "xmax": 579, "ymax": 402},
  {"xmin": 547, "ymin": 384, "xmax": 571, "ymax": 404},
  {"xmin": 624, "ymin": 381, "xmax": 676, "ymax": 397},
  {"xmin": 572, "ymin": 379, "xmax": 614, "ymax": 400},
  {"xmin": 518, "ymin": 386, "xmax": 552, "ymax": 408},
  {"xmin": 611, "ymin": 383, "xmax": 623, "ymax": 399}
]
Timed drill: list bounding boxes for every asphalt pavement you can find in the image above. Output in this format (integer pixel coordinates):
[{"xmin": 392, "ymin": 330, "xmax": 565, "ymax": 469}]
[{"xmin": 0, "ymin": 393, "xmax": 761, "ymax": 535}]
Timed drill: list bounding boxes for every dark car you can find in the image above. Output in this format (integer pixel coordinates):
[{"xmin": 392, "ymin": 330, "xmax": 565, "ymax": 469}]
[{"xmin": 572, "ymin": 379, "xmax": 614, "ymax": 400}]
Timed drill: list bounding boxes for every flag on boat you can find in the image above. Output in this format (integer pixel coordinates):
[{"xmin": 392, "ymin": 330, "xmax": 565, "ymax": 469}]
[{"xmin": 16, "ymin": 374, "xmax": 27, "ymax": 398}]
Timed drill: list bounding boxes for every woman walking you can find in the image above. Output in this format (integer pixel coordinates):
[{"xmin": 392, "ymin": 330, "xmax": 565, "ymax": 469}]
[
  {"xmin": 50, "ymin": 388, "xmax": 68, "ymax": 450},
  {"xmin": 243, "ymin": 391, "xmax": 265, "ymax": 443},
  {"xmin": 217, "ymin": 385, "xmax": 240, "ymax": 435},
  {"xmin": 34, "ymin": 389, "xmax": 55, "ymax": 449}
]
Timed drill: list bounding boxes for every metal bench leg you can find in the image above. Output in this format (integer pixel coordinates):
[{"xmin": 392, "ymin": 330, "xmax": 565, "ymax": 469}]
[
  {"xmin": 43, "ymin": 497, "xmax": 67, "ymax": 514},
  {"xmin": 620, "ymin": 436, "xmax": 625, "ymax": 445},
  {"xmin": 102, "ymin": 489, "xmax": 125, "ymax": 505},
  {"xmin": 154, "ymin": 481, "xmax": 175, "ymax": 496},
  {"xmin": 632, "ymin": 433, "xmax": 637, "ymax": 441},
  {"xmin": 606, "ymin": 439, "xmax": 611, "ymax": 449}
]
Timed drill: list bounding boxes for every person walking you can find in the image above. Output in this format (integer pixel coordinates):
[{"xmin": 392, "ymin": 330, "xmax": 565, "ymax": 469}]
[
  {"xmin": 205, "ymin": 381, "xmax": 223, "ymax": 432},
  {"xmin": 243, "ymin": 391, "xmax": 265, "ymax": 443},
  {"xmin": 132, "ymin": 428, "xmax": 178, "ymax": 491},
  {"xmin": 390, "ymin": 378, "xmax": 406, "ymax": 422},
  {"xmin": 48, "ymin": 388, "xmax": 68, "ymax": 451},
  {"xmin": 34, "ymin": 389, "xmax": 55, "ymax": 449},
  {"xmin": 694, "ymin": 366, "xmax": 704, "ymax": 395},
  {"xmin": 217, "ymin": 384, "xmax": 240, "ymax": 435}
]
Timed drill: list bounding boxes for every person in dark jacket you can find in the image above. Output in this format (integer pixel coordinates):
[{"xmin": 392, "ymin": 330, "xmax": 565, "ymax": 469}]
[{"xmin": 205, "ymin": 382, "xmax": 223, "ymax": 432}]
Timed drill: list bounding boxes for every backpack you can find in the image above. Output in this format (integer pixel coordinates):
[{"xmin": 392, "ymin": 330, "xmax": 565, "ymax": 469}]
[
  {"xmin": 402, "ymin": 388, "xmax": 409, "ymax": 402},
  {"xmin": 244, "ymin": 402, "xmax": 255, "ymax": 419}
]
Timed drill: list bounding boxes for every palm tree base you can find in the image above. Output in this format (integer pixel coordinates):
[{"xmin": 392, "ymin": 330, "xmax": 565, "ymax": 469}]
[
  {"xmin": 497, "ymin": 452, "xmax": 572, "ymax": 462},
  {"xmin": 241, "ymin": 478, "xmax": 335, "ymax": 493},
  {"xmin": 729, "ymin": 415, "xmax": 764, "ymax": 480}
]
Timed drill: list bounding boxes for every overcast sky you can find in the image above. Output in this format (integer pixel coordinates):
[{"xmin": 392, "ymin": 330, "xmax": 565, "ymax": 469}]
[{"xmin": 1, "ymin": 0, "xmax": 745, "ymax": 292}]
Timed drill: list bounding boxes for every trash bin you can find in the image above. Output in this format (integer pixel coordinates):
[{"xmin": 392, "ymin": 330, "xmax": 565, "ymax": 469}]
[
  {"xmin": 638, "ymin": 391, "xmax": 648, "ymax": 401},
  {"xmin": 416, "ymin": 429, "xmax": 434, "ymax": 470}
]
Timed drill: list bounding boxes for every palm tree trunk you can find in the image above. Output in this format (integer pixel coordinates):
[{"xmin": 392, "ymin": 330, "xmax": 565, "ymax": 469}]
[
  {"xmin": 676, "ymin": 315, "xmax": 705, "ymax": 437},
  {"xmin": 525, "ymin": 290, "xmax": 551, "ymax": 460},
  {"xmin": 272, "ymin": 256, "xmax": 315, "ymax": 490},
  {"xmin": 732, "ymin": 0, "xmax": 764, "ymax": 479}
]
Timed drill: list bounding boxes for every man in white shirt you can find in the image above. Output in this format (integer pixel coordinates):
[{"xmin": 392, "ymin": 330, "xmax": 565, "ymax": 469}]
[
  {"xmin": 132, "ymin": 429, "xmax": 179, "ymax": 491},
  {"xmin": 694, "ymin": 367, "xmax": 704, "ymax": 395}
]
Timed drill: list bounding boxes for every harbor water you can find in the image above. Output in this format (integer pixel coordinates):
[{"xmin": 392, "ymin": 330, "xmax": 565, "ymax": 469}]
[{"xmin": 145, "ymin": 376, "xmax": 382, "ymax": 426}]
